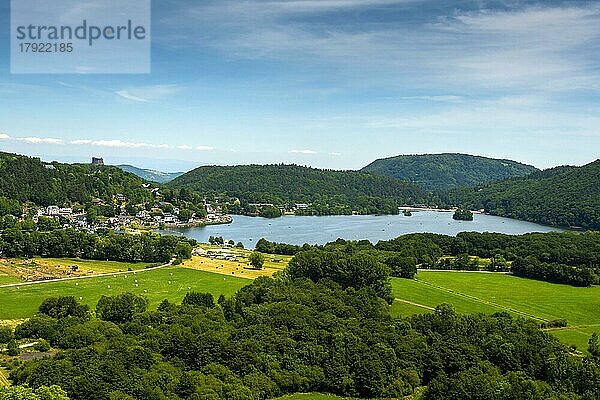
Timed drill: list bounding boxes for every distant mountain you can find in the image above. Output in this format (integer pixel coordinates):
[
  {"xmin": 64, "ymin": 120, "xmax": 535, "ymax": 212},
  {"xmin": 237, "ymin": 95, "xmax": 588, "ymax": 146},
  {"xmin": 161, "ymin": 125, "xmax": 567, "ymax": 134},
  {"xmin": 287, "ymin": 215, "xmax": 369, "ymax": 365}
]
[
  {"xmin": 362, "ymin": 153, "xmax": 539, "ymax": 191},
  {"xmin": 0, "ymin": 152, "xmax": 150, "ymax": 206},
  {"xmin": 447, "ymin": 159, "xmax": 600, "ymax": 229},
  {"xmin": 116, "ymin": 165, "xmax": 184, "ymax": 183},
  {"xmin": 168, "ymin": 164, "xmax": 427, "ymax": 215}
]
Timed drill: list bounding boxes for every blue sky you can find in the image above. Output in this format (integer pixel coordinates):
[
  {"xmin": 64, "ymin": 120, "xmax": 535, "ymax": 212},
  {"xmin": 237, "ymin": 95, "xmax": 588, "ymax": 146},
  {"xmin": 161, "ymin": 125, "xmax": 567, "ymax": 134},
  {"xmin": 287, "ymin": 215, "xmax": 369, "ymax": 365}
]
[{"xmin": 1, "ymin": 0, "xmax": 599, "ymax": 171}]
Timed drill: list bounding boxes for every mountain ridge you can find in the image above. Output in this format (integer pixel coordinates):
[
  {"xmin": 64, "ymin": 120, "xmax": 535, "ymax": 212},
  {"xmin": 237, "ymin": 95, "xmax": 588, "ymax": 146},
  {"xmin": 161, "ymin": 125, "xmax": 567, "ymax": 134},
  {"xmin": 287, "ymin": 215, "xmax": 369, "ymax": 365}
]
[
  {"xmin": 115, "ymin": 164, "xmax": 184, "ymax": 183},
  {"xmin": 362, "ymin": 153, "xmax": 539, "ymax": 191},
  {"xmin": 446, "ymin": 159, "xmax": 600, "ymax": 229}
]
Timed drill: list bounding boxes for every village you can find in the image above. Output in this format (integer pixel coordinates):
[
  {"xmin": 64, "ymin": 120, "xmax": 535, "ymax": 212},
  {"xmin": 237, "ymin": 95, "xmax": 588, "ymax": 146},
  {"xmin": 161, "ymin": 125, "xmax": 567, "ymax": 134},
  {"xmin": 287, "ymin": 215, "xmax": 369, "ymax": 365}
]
[{"xmin": 27, "ymin": 201, "xmax": 232, "ymax": 233}]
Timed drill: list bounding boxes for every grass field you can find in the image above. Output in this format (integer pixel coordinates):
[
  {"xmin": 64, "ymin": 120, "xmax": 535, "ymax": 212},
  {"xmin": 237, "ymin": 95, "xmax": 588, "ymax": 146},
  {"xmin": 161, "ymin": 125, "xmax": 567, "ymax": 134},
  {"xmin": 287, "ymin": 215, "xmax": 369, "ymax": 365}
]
[
  {"xmin": 0, "ymin": 276, "xmax": 22, "ymax": 285},
  {"xmin": 0, "ymin": 257, "xmax": 153, "ymax": 283},
  {"xmin": 0, "ymin": 266, "xmax": 251, "ymax": 320},
  {"xmin": 0, "ymin": 248, "xmax": 291, "ymax": 321},
  {"xmin": 392, "ymin": 272, "xmax": 600, "ymax": 351}
]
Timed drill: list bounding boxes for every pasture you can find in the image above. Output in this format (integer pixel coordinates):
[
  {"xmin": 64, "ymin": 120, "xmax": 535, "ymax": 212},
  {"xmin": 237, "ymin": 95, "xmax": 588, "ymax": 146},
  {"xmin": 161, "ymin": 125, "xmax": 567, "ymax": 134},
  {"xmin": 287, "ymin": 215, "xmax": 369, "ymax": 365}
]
[
  {"xmin": 0, "ymin": 266, "xmax": 250, "ymax": 320},
  {"xmin": 0, "ymin": 257, "xmax": 153, "ymax": 283},
  {"xmin": 392, "ymin": 272, "xmax": 600, "ymax": 352}
]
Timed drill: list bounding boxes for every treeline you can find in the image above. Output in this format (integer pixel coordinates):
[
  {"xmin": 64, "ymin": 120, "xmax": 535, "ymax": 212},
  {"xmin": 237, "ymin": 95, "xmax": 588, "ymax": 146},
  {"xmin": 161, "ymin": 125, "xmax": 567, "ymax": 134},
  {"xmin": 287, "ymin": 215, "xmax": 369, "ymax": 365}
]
[
  {"xmin": 377, "ymin": 232, "xmax": 600, "ymax": 286},
  {"xmin": 7, "ymin": 277, "xmax": 600, "ymax": 399},
  {"xmin": 257, "ymin": 238, "xmax": 417, "ymax": 282},
  {"xmin": 0, "ymin": 152, "xmax": 151, "ymax": 207},
  {"xmin": 255, "ymin": 238, "xmax": 305, "ymax": 255},
  {"xmin": 512, "ymin": 257, "xmax": 597, "ymax": 287},
  {"xmin": 445, "ymin": 160, "xmax": 600, "ymax": 229},
  {"xmin": 168, "ymin": 164, "xmax": 427, "ymax": 215},
  {"xmin": 0, "ymin": 226, "xmax": 194, "ymax": 263},
  {"xmin": 256, "ymin": 232, "xmax": 600, "ymax": 286}
]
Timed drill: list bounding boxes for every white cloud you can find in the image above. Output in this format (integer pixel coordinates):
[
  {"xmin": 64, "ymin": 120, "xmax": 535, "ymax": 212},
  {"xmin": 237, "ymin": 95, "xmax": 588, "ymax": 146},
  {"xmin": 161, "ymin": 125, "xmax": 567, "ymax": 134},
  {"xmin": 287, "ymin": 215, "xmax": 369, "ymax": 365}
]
[
  {"xmin": 94, "ymin": 140, "xmax": 169, "ymax": 149},
  {"xmin": 66, "ymin": 139, "xmax": 212, "ymax": 151},
  {"xmin": 18, "ymin": 137, "xmax": 64, "ymax": 145},
  {"xmin": 167, "ymin": 2, "xmax": 600, "ymax": 93},
  {"xmin": 0, "ymin": 133, "xmax": 10, "ymax": 140},
  {"xmin": 115, "ymin": 90, "xmax": 149, "ymax": 103},
  {"xmin": 115, "ymin": 85, "xmax": 181, "ymax": 103},
  {"xmin": 289, "ymin": 149, "xmax": 317, "ymax": 154},
  {"xmin": 399, "ymin": 95, "xmax": 464, "ymax": 102},
  {"xmin": 69, "ymin": 139, "xmax": 171, "ymax": 149}
]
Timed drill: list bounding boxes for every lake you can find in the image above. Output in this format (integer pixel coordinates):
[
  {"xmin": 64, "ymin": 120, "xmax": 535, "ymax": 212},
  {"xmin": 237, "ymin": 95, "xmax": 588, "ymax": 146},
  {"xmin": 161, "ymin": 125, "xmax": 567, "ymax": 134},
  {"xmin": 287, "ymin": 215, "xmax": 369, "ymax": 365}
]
[{"xmin": 159, "ymin": 211, "xmax": 562, "ymax": 248}]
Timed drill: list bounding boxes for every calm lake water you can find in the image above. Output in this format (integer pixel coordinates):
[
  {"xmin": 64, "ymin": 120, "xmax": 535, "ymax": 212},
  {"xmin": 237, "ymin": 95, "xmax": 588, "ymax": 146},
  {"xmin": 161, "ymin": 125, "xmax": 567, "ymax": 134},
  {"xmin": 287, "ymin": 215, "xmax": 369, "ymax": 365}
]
[{"xmin": 160, "ymin": 211, "xmax": 562, "ymax": 248}]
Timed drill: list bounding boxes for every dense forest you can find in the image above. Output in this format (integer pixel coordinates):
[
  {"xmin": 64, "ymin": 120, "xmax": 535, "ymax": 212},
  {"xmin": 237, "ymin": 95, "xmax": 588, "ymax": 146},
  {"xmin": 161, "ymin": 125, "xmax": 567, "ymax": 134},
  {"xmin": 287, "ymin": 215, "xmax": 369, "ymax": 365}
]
[
  {"xmin": 168, "ymin": 164, "xmax": 427, "ymax": 215},
  {"xmin": 0, "ymin": 152, "xmax": 151, "ymax": 207},
  {"xmin": 0, "ymin": 222, "xmax": 194, "ymax": 263},
  {"xmin": 362, "ymin": 153, "xmax": 538, "ymax": 191},
  {"xmin": 255, "ymin": 231, "xmax": 600, "ymax": 287},
  {"xmin": 445, "ymin": 160, "xmax": 600, "ymax": 229},
  {"xmin": 4, "ymin": 256, "xmax": 600, "ymax": 399}
]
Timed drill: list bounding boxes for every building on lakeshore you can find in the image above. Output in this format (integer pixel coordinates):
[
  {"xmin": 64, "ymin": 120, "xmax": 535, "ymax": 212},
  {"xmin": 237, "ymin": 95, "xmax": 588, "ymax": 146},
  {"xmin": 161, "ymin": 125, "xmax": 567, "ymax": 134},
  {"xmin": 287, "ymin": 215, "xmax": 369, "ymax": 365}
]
[{"xmin": 46, "ymin": 206, "xmax": 60, "ymax": 216}]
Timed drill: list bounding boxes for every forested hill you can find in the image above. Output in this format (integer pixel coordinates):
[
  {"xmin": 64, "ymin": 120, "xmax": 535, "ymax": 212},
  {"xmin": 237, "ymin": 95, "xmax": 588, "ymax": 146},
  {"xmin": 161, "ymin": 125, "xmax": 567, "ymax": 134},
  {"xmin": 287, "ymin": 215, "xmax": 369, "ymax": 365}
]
[
  {"xmin": 168, "ymin": 164, "xmax": 427, "ymax": 214},
  {"xmin": 0, "ymin": 152, "xmax": 151, "ymax": 206},
  {"xmin": 116, "ymin": 164, "xmax": 184, "ymax": 183},
  {"xmin": 446, "ymin": 159, "xmax": 600, "ymax": 229},
  {"xmin": 362, "ymin": 153, "xmax": 539, "ymax": 191}
]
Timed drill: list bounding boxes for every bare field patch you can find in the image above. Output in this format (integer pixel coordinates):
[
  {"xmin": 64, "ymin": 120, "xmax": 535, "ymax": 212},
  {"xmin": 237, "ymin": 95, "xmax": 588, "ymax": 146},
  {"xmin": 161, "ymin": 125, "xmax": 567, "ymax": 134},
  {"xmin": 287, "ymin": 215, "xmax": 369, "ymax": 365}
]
[{"xmin": 183, "ymin": 253, "xmax": 290, "ymax": 279}]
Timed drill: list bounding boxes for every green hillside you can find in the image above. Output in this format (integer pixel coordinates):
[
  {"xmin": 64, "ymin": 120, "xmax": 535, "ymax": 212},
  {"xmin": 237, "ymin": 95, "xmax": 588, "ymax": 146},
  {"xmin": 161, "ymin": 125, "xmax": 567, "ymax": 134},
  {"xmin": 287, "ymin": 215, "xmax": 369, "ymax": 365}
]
[
  {"xmin": 0, "ymin": 152, "xmax": 151, "ymax": 206},
  {"xmin": 116, "ymin": 164, "xmax": 184, "ymax": 183},
  {"xmin": 447, "ymin": 159, "xmax": 600, "ymax": 229},
  {"xmin": 362, "ymin": 153, "xmax": 538, "ymax": 191},
  {"xmin": 168, "ymin": 164, "xmax": 427, "ymax": 215}
]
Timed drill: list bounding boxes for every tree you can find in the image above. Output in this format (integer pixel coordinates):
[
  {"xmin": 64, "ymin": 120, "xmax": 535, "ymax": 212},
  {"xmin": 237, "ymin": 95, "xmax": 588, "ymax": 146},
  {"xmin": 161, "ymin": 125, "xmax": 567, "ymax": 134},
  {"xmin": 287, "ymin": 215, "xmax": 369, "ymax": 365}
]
[
  {"xmin": 0, "ymin": 326, "xmax": 12, "ymax": 344},
  {"xmin": 259, "ymin": 205, "xmax": 282, "ymax": 219},
  {"xmin": 182, "ymin": 292, "xmax": 215, "ymax": 308},
  {"xmin": 453, "ymin": 208, "xmax": 473, "ymax": 221},
  {"xmin": 35, "ymin": 338, "xmax": 51, "ymax": 352},
  {"xmin": 36, "ymin": 216, "xmax": 61, "ymax": 232},
  {"xmin": 174, "ymin": 242, "xmax": 193, "ymax": 259},
  {"xmin": 0, "ymin": 197, "xmax": 20, "ymax": 217},
  {"xmin": 0, "ymin": 385, "xmax": 70, "ymax": 400},
  {"xmin": 7, "ymin": 339, "xmax": 19, "ymax": 356},
  {"xmin": 249, "ymin": 252, "xmax": 265, "ymax": 270},
  {"xmin": 178, "ymin": 209, "xmax": 192, "ymax": 222},
  {"xmin": 39, "ymin": 296, "xmax": 90, "ymax": 319},
  {"xmin": 589, "ymin": 332, "xmax": 600, "ymax": 359},
  {"xmin": 385, "ymin": 255, "xmax": 417, "ymax": 279},
  {"xmin": 85, "ymin": 207, "xmax": 98, "ymax": 223},
  {"xmin": 96, "ymin": 293, "xmax": 148, "ymax": 324}
]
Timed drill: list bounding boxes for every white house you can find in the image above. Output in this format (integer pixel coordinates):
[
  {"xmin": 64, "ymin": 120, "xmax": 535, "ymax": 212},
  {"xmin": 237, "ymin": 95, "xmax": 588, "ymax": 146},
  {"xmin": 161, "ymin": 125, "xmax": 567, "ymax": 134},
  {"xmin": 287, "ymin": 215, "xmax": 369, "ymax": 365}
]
[{"xmin": 46, "ymin": 206, "xmax": 60, "ymax": 216}]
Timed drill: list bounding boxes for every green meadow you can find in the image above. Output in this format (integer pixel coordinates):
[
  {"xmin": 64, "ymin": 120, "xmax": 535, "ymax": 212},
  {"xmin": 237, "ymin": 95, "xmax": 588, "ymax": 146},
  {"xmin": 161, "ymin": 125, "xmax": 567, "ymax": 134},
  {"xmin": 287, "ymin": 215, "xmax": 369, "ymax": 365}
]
[
  {"xmin": 0, "ymin": 267, "xmax": 250, "ymax": 320},
  {"xmin": 2, "ymin": 261, "xmax": 598, "ymax": 353},
  {"xmin": 392, "ymin": 272, "xmax": 600, "ymax": 352}
]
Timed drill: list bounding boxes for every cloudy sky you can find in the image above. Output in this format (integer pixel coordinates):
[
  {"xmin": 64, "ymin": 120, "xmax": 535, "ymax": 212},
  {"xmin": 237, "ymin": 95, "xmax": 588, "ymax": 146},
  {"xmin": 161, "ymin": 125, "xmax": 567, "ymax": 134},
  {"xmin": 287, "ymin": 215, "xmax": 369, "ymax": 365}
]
[{"xmin": 1, "ymin": 0, "xmax": 599, "ymax": 171}]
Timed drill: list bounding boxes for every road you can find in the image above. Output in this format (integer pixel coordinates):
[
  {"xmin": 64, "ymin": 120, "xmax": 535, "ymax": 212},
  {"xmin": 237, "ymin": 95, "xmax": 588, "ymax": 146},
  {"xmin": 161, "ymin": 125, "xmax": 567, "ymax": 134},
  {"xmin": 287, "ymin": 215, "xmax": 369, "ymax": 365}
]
[{"xmin": 0, "ymin": 259, "xmax": 174, "ymax": 289}]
